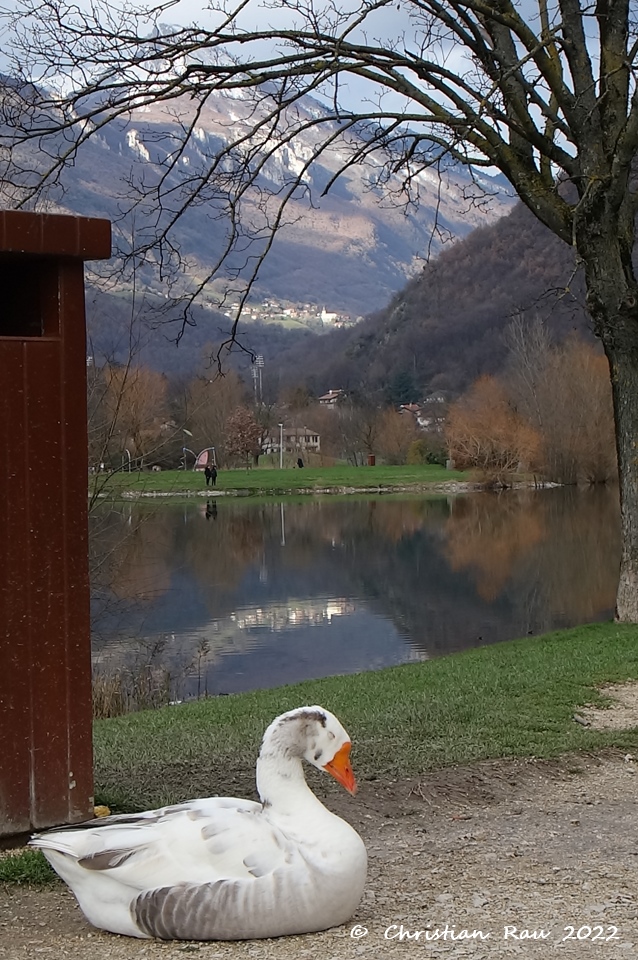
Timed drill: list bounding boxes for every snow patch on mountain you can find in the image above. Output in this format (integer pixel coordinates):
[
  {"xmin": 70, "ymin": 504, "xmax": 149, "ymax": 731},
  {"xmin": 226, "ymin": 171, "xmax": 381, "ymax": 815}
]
[{"xmin": 126, "ymin": 129, "xmax": 151, "ymax": 162}]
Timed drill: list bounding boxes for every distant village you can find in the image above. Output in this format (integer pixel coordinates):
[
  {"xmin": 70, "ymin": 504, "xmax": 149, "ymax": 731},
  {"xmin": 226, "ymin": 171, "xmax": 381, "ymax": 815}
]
[
  {"xmin": 223, "ymin": 299, "xmax": 363, "ymax": 329},
  {"xmin": 261, "ymin": 390, "xmax": 449, "ymax": 460}
]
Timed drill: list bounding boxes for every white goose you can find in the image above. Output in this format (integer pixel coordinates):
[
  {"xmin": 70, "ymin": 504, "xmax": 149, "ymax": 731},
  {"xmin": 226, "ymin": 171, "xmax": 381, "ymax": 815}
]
[{"xmin": 30, "ymin": 706, "xmax": 367, "ymax": 940}]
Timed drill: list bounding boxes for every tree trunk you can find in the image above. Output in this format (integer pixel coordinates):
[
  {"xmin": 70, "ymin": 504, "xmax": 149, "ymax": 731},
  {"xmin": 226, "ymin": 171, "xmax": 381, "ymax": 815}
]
[
  {"xmin": 578, "ymin": 208, "xmax": 638, "ymax": 621},
  {"xmin": 604, "ymin": 335, "xmax": 638, "ymax": 621}
]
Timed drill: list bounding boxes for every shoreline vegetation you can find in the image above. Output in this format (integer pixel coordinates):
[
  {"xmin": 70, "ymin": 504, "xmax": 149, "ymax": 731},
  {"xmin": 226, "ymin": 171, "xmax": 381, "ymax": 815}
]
[
  {"xmin": 3, "ymin": 621, "xmax": 638, "ymax": 883},
  {"xmin": 91, "ymin": 464, "xmax": 511, "ymax": 500}
]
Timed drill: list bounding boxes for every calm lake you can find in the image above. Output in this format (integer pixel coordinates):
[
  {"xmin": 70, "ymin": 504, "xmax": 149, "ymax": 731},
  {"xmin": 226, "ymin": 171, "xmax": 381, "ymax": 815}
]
[{"xmin": 90, "ymin": 486, "xmax": 620, "ymax": 698}]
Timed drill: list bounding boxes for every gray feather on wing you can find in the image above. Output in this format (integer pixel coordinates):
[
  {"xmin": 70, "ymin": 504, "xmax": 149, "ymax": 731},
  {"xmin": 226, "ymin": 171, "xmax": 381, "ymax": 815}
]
[
  {"xmin": 132, "ymin": 872, "xmax": 291, "ymax": 941},
  {"xmin": 133, "ymin": 881, "xmax": 230, "ymax": 940},
  {"xmin": 79, "ymin": 849, "xmax": 137, "ymax": 870},
  {"xmin": 242, "ymin": 853, "xmax": 273, "ymax": 878},
  {"xmin": 200, "ymin": 823, "xmax": 227, "ymax": 842},
  {"xmin": 35, "ymin": 812, "xmax": 158, "ymax": 835}
]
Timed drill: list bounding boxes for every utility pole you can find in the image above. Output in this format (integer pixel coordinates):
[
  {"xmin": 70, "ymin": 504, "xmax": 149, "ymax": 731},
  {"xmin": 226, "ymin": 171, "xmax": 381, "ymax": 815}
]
[{"xmin": 255, "ymin": 355, "xmax": 264, "ymax": 405}]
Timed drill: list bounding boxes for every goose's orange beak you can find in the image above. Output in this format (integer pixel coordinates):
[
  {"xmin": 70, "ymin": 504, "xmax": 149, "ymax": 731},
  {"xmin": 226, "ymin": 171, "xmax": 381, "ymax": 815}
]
[{"xmin": 323, "ymin": 741, "xmax": 357, "ymax": 795}]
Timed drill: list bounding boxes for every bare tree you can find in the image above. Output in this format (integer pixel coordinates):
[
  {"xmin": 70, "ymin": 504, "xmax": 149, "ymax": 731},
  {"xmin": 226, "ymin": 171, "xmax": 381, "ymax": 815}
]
[
  {"xmin": 445, "ymin": 376, "xmax": 541, "ymax": 484},
  {"xmin": 3, "ymin": 0, "xmax": 638, "ymax": 616},
  {"xmin": 183, "ymin": 369, "xmax": 246, "ymax": 461},
  {"xmin": 503, "ymin": 314, "xmax": 555, "ymax": 435},
  {"xmin": 104, "ymin": 364, "xmax": 169, "ymax": 468},
  {"xmin": 225, "ymin": 406, "xmax": 261, "ymax": 468},
  {"xmin": 327, "ymin": 399, "xmax": 380, "ymax": 465},
  {"xmin": 505, "ymin": 319, "xmax": 616, "ymax": 484},
  {"xmin": 376, "ymin": 409, "xmax": 420, "ymax": 465}
]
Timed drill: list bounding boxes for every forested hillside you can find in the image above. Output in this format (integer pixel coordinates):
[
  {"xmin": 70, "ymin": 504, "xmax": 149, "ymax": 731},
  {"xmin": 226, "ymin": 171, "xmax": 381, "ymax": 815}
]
[
  {"xmin": 85, "ymin": 285, "xmax": 311, "ymax": 382},
  {"xmin": 267, "ymin": 201, "xmax": 592, "ymax": 400},
  {"xmin": 86, "ymin": 198, "xmax": 593, "ymax": 398}
]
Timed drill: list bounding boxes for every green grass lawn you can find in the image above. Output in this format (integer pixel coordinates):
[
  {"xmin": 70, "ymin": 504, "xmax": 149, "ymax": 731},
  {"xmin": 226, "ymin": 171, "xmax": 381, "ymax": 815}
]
[
  {"xmin": 92, "ymin": 621, "xmax": 638, "ymax": 812},
  {"xmin": 92, "ymin": 463, "xmax": 469, "ymax": 499},
  {"xmin": 0, "ymin": 848, "xmax": 59, "ymax": 885}
]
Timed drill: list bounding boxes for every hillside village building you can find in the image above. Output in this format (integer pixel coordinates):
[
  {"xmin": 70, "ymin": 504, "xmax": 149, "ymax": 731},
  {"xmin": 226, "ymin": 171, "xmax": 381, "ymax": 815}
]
[
  {"xmin": 318, "ymin": 389, "xmax": 344, "ymax": 407},
  {"xmin": 399, "ymin": 393, "xmax": 449, "ymax": 432},
  {"xmin": 264, "ymin": 426, "xmax": 320, "ymax": 455}
]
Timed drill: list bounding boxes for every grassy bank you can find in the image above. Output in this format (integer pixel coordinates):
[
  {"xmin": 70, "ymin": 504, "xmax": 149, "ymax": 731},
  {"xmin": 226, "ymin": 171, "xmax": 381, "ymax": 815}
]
[
  {"xmin": 4, "ymin": 621, "xmax": 638, "ymax": 885},
  {"xmin": 93, "ymin": 621, "xmax": 638, "ymax": 812},
  {"xmin": 93, "ymin": 463, "xmax": 469, "ymax": 499}
]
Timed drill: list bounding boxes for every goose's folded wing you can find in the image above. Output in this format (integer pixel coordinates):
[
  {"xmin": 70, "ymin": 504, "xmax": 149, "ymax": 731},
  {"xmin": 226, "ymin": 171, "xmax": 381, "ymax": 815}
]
[{"xmin": 32, "ymin": 797, "xmax": 296, "ymax": 889}]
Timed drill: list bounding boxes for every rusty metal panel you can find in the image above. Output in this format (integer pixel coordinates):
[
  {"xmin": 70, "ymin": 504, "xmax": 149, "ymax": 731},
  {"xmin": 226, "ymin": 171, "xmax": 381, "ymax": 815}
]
[
  {"xmin": 23, "ymin": 340, "xmax": 71, "ymax": 828},
  {"xmin": 0, "ymin": 283, "xmax": 94, "ymax": 836},
  {"xmin": 0, "ymin": 342, "xmax": 32, "ymax": 835},
  {"xmin": 0, "ymin": 210, "xmax": 111, "ymax": 259},
  {"xmin": 0, "ymin": 212, "xmax": 110, "ymax": 839},
  {"xmin": 59, "ymin": 262, "xmax": 94, "ymax": 825}
]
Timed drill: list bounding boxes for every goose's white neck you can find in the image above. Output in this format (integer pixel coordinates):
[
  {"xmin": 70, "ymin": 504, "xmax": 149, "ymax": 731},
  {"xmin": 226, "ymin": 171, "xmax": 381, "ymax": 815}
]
[{"xmin": 256, "ymin": 739, "xmax": 325, "ymax": 815}]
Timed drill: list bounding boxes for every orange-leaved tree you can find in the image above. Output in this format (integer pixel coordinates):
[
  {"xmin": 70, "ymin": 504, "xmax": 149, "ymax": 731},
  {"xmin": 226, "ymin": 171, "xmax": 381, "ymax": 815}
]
[{"xmin": 446, "ymin": 377, "xmax": 540, "ymax": 484}]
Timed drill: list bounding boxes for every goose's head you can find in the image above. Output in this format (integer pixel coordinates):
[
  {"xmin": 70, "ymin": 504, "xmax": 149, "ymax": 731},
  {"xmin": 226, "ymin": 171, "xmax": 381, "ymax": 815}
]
[{"xmin": 261, "ymin": 705, "xmax": 358, "ymax": 795}]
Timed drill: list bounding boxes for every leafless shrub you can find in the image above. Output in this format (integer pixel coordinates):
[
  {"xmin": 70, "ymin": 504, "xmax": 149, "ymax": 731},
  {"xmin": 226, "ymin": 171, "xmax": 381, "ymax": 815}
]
[
  {"xmin": 504, "ymin": 317, "xmax": 616, "ymax": 484},
  {"xmin": 92, "ymin": 663, "xmax": 175, "ymax": 718}
]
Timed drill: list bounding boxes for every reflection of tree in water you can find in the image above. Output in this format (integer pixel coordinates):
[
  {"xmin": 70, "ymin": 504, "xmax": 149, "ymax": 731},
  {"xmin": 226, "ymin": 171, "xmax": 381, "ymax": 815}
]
[
  {"xmin": 90, "ymin": 506, "xmax": 174, "ymax": 639},
  {"xmin": 282, "ymin": 498, "xmax": 448, "ymax": 547},
  {"xmin": 443, "ymin": 487, "xmax": 619, "ymax": 621},
  {"xmin": 534, "ymin": 486, "xmax": 619, "ymax": 622},
  {"xmin": 269, "ymin": 498, "xmax": 466, "ymax": 653},
  {"xmin": 444, "ymin": 491, "xmax": 546, "ymax": 602},
  {"xmin": 91, "ymin": 490, "xmax": 620, "ymax": 670},
  {"xmin": 110, "ymin": 513, "xmax": 173, "ymax": 602},
  {"xmin": 178, "ymin": 498, "xmax": 453, "ymax": 637},
  {"xmin": 182, "ymin": 502, "xmax": 268, "ymax": 605},
  {"xmin": 270, "ymin": 491, "xmax": 618, "ymax": 654}
]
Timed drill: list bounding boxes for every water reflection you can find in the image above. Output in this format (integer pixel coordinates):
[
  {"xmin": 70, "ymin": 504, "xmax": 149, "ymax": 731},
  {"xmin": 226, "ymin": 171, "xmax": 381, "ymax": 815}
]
[{"xmin": 90, "ymin": 487, "xmax": 620, "ymax": 696}]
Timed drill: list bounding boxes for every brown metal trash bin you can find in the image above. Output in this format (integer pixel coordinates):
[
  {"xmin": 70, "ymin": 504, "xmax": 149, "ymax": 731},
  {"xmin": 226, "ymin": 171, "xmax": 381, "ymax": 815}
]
[
  {"xmin": 367, "ymin": 455, "xmax": 376, "ymax": 466},
  {"xmin": 0, "ymin": 210, "xmax": 111, "ymax": 840}
]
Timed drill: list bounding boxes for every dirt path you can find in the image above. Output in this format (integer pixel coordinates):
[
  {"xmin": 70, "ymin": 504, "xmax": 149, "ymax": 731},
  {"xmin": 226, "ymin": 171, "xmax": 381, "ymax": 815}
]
[{"xmin": 2, "ymin": 690, "xmax": 638, "ymax": 960}]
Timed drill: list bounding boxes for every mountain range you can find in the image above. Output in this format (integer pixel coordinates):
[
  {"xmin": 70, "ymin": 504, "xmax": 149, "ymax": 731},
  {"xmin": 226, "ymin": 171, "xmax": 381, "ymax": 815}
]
[
  {"xmin": 263, "ymin": 199, "xmax": 593, "ymax": 401},
  {"xmin": 6, "ymin": 77, "xmax": 590, "ymax": 394},
  {"xmin": 5, "ymin": 78, "xmax": 511, "ymax": 319}
]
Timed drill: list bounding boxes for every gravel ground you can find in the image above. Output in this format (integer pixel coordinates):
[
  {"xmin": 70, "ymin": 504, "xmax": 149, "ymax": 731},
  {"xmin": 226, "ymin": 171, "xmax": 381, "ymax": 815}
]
[{"xmin": 2, "ymin": 686, "xmax": 638, "ymax": 960}]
